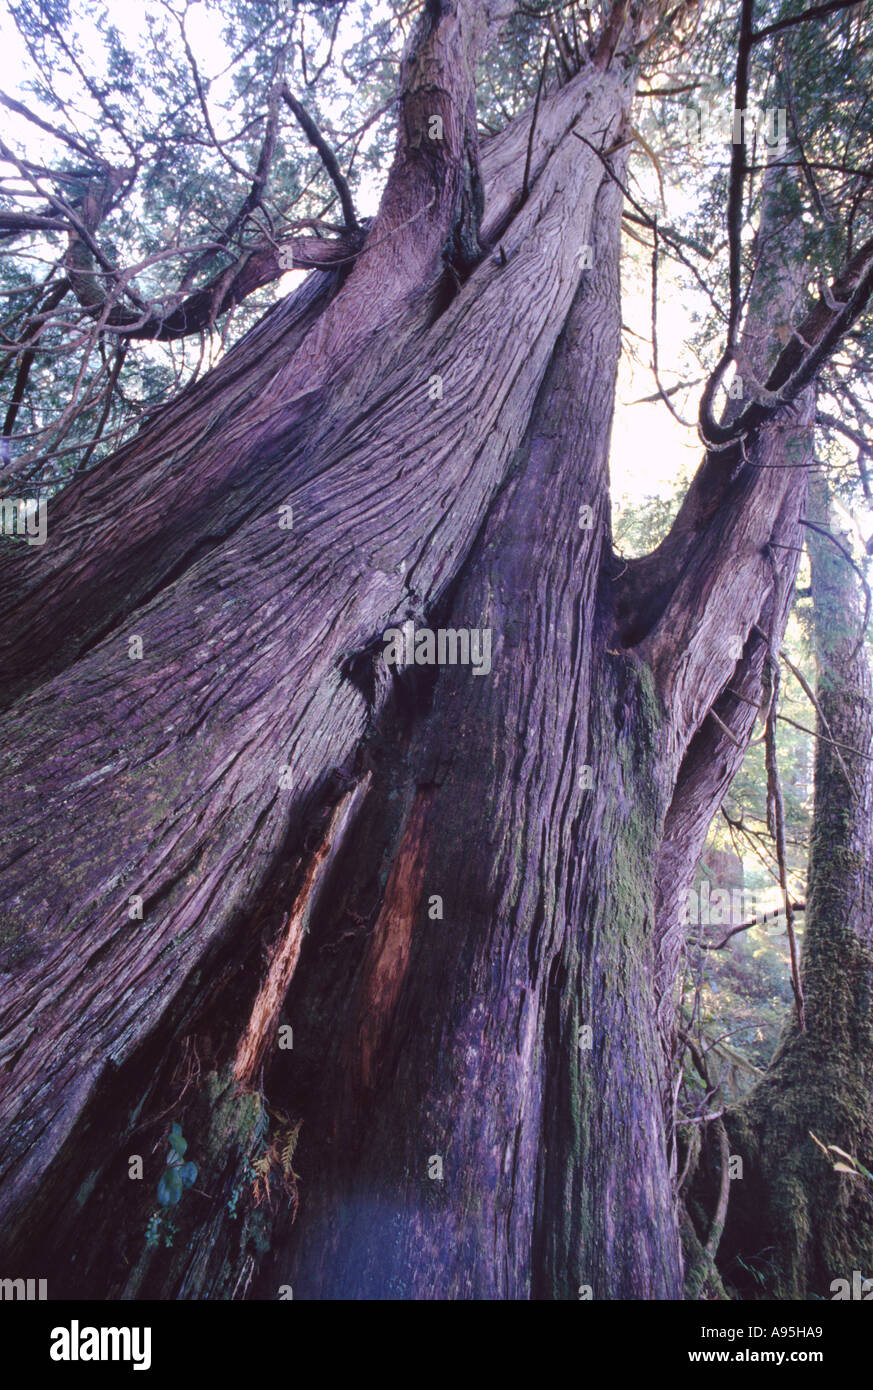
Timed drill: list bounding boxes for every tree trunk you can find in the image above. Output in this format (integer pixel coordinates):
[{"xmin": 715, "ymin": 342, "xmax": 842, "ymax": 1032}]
[
  {"xmin": 716, "ymin": 470, "xmax": 873, "ymax": 1300},
  {"xmin": 0, "ymin": 1, "xmax": 823, "ymax": 1299}
]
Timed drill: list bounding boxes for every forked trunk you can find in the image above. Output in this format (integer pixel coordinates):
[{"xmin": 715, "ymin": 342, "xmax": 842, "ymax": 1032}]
[{"xmin": 0, "ymin": 2, "xmax": 821, "ymax": 1299}]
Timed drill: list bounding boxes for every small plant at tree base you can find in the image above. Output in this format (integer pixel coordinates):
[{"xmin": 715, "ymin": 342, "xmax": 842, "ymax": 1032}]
[
  {"xmin": 145, "ymin": 1211, "xmax": 178, "ymax": 1249},
  {"xmin": 157, "ymin": 1122, "xmax": 197, "ymax": 1207},
  {"xmin": 732, "ymin": 1247, "xmax": 779, "ymax": 1294},
  {"xmin": 226, "ymin": 1182, "xmax": 242, "ymax": 1221}
]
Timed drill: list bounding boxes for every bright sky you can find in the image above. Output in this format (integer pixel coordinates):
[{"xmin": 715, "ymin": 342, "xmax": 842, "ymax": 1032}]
[{"xmin": 612, "ymin": 250, "xmax": 704, "ymax": 517}]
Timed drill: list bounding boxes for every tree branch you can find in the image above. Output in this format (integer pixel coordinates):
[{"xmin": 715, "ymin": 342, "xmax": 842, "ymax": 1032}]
[
  {"xmin": 752, "ymin": 0, "xmax": 864, "ymax": 44},
  {"xmin": 700, "ymin": 235, "xmax": 873, "ymax": 452},
  {"xmin": 101, "ymin": 235, "xmax": 354, "ymax": 341},
  {"xmin": 281, "ymin": 85, "xmax": 359, "ymax": 233},
  {"xmin": 815, "ymin": 409, "xmax": 873, "ymax": 500},
  {"xmin": 695, "ymin": 899, "xmax": 807, "ymax": 951},
  {"xmin": 697, "ymin": 0, "xmax": 755, "ymax": 446},
  {"xmin": 780, "ymin": 647, "xmax": 856, "ymax": 791}
]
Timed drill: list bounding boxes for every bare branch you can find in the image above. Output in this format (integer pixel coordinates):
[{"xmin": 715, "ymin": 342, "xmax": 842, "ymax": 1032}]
[
  {"xmin": 697, "ymin": 0, "xmax": 755, "ymax": 446},
  {"xmin": 0, "ymin": 89, "xmax": 107, "ymax": 166},
  {"xmin": 752, "ymin": 0, "xmax": 864, "ymax": 45},
  {"xmin": 522, "ymin": 39, "xmax": 550, "ymax": 202},
  {"xmin": 651, "ymin": 224, "xmax": 696, "ymax": 428},
  {"xmin": 816, "ymin": 409, "xmax": 873, "ymax": 499},
  {"xmin": 282, "ymin": 85, "xmax": 359, "ymax": 234},
  {"xmin": 695, "ymin": 899, "xmax": 807, "ymax": 951}
]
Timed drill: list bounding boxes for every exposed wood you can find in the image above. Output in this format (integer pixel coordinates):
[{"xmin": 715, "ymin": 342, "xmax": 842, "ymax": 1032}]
[{"xmin": 234, "ymin": 776, "xmax": 371, "ymax": 1088}]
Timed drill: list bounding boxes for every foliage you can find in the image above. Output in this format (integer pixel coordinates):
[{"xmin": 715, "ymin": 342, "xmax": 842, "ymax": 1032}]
[
  {"xmin": 156, "ymin": 1121, "xmax": 198, "ymax": 1206},
  {"xmin": 250, "ymin": 1113, "xmax": 302, "ymax": 1217},
  {"xmin": 0, "ymin": 0, "xmax": 407, "ymax": 487},
  {"xmin": 142, "ymin": 1121, "xmax": 196, "ymax": 1248}
]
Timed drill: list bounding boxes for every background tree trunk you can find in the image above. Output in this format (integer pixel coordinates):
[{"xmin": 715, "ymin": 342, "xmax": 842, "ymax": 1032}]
[{"xmin": 716, "ymin": 470, "xmax": 873, "ymax": 1300}]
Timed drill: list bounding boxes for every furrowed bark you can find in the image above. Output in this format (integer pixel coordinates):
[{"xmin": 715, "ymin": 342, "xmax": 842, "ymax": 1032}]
[
  {"xmin": 0, "ymin": 2, "xmax": 863, "ymax": 1302},
  {"xmin": 0, "ymin": 38, "xmax": 637, "ymax": 1278},
  {"xmin": 0, "ymin": 263, "xmax": 342, "ymax": 710},
  {"xmin": 253, "ymin": 157, "xmax": 683, "ymax": 1300},
  {"xmin": 0, "ymin": 0, "xmax": 509, "ymax": 713}
]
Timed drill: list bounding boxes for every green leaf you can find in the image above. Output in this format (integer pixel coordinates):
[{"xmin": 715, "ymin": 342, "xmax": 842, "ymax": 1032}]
[
  {"xmin": 168, "ymin": 1122, "xmax": 187, "ymax": 1158},
  {"xmin": 157, "ymin": 1168, "xmax": 184, "ymax": 1206}
]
